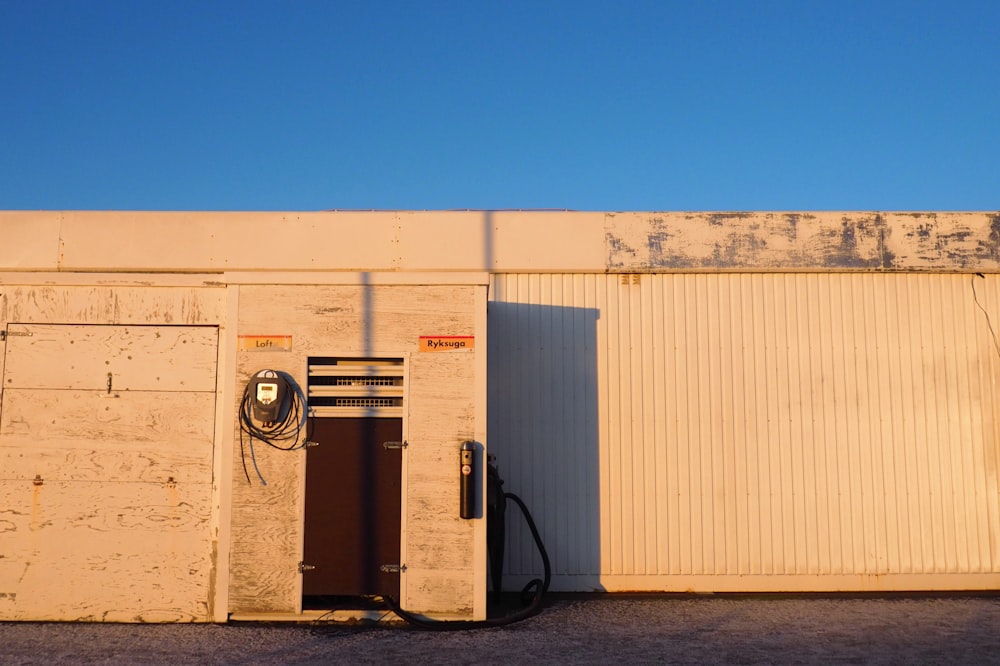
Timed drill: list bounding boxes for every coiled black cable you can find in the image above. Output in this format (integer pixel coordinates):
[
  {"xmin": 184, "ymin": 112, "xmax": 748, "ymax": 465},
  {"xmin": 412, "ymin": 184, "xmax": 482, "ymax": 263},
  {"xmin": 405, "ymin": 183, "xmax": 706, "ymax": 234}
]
[
  {"xmin": 239, "ymin": 371, "xmax": 309, "ymax": 485},
  {"xmin": 380, "ymin": 490, "xmax": 551, "ymax": 630}
]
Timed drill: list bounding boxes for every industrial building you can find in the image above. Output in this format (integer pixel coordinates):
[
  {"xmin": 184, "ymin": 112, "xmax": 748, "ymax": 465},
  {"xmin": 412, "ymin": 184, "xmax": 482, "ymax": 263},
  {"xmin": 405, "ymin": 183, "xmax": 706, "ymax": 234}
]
[{"xmin": 1, "ymin": 210, "xmax": 999, "ymax": 622}]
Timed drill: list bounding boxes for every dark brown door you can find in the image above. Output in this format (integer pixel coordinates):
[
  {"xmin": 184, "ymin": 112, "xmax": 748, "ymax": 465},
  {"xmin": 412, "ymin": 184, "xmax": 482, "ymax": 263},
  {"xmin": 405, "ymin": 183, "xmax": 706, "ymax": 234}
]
[{"xmin": 302, "ymin": 417, "xmax": 402, "ymax": 597}]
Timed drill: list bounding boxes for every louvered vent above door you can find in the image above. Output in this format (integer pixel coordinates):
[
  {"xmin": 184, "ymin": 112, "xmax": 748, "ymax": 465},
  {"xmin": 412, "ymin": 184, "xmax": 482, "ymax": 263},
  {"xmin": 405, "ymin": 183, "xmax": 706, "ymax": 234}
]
[{"xmin": 307, "ymin": 357, "xmax": 405, "ymax": 418}]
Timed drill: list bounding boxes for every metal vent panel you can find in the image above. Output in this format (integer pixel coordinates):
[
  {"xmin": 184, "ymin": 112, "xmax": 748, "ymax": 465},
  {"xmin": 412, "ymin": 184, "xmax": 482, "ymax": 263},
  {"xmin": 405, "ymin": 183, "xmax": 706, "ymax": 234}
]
[{"xmin": 308, "ymin": 357, "xmax": 404, "ymax": 418}]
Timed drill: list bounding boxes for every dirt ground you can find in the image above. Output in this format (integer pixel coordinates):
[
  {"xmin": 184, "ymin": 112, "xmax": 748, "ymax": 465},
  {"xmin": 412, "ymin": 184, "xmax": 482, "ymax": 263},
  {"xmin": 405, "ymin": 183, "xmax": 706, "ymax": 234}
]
[{"xmin": 2, "ymin": 593, "xmax": 1000, "ymax": 664}]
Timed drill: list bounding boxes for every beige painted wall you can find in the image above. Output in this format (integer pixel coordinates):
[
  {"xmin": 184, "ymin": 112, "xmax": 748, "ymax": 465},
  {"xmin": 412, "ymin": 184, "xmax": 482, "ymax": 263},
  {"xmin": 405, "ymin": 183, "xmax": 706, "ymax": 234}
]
[{"xmin": 4, "ymin": 210, "xmax": 1000, "ymax": 273}]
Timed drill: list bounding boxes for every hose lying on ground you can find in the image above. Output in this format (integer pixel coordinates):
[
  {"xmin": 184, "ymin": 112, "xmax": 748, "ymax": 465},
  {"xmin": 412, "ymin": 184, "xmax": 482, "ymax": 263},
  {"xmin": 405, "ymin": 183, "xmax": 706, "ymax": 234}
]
[{"xmin": 381, "ymin": 490, "xmax": 551, "ymax": 630}]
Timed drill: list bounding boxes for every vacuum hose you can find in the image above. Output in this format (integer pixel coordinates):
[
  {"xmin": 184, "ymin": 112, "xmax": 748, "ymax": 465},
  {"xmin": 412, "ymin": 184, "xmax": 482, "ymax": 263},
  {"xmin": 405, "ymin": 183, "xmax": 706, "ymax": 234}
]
[{"xmin": 381, "ymin": 485, "xmax": 551, "ymax": 630}]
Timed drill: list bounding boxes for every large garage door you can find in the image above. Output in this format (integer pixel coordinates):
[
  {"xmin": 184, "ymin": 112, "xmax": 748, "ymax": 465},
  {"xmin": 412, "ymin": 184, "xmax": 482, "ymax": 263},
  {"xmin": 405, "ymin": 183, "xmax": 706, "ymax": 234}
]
[{"xmin": 0, "ymin": 324, "xmax": 218, "ymax": 621}]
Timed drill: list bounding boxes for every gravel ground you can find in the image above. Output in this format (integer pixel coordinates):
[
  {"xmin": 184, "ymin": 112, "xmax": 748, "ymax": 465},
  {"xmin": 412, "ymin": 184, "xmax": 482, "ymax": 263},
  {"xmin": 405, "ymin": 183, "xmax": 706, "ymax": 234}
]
[{"xmin": 2, "ymin": 594, "xmax": 1000, "ymax": 665}]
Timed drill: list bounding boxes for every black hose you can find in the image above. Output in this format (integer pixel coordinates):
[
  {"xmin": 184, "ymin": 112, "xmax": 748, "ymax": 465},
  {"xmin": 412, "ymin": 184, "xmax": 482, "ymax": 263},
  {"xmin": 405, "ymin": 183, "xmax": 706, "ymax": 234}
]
[{"xmin": 381, "ymin": 490, "xmax": 551, "ymax": 630}]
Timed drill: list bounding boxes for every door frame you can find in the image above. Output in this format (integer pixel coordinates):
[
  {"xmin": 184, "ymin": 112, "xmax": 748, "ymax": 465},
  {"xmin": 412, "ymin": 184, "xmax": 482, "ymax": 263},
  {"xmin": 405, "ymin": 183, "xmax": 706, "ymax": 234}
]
[{"xmin": 295, "ymin": 352, "xmax": 409, "ymax": 612}]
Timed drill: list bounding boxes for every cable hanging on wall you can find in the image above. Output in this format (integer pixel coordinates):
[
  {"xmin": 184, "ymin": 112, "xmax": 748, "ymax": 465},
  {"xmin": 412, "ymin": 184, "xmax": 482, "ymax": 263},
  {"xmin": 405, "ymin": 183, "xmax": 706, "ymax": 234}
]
[
  {"xmin": 239, "ymin": 369, "xmax": 310, "ymax": 485},
  {"xmin": 971, "ymin": 274, "xmax": 1000, "ymax": 361}
]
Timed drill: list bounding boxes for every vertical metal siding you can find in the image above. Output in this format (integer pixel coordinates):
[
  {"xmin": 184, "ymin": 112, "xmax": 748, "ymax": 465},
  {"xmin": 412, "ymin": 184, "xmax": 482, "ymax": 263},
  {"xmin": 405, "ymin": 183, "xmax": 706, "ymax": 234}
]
[{"xmin": 489, "ymin": 273, "xmax": 1000, "ymax": 590}]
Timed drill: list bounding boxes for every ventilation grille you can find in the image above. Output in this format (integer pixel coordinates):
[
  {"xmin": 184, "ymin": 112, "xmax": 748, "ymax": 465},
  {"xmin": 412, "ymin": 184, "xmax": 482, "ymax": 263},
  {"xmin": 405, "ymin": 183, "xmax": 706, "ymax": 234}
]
[
  {"xmin": 334, "ymin": 397, "xmax": 397, "ymax": 408},
  {"xmin": 308, "ymin": 357, "xmax": 404, "ymax": 418},
  {"xmin": 333, "ymin": 376, "xmax": 397, "ymax": 387}
]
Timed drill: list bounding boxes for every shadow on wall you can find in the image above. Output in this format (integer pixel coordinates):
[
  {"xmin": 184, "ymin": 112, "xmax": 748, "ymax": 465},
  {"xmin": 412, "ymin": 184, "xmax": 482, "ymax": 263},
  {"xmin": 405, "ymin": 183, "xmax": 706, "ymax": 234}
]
[{"xmin": 487, "ymin": 299, "xmax": 603, "ymax": 592}]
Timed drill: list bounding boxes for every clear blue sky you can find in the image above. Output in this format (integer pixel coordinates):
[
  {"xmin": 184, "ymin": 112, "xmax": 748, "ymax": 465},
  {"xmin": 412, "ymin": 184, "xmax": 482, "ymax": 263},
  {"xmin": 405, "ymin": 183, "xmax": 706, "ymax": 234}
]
[{"xmin": 1, "ymin": 0, "xmax": 997, "ymax": 211}]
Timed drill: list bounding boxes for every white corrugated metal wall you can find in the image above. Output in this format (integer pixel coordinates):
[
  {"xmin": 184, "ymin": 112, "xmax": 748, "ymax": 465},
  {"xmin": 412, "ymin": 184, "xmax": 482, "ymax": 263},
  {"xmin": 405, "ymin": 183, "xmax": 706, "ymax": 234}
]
[{"xmin": 488, "ymin": 273, "xmax": 1000, "ymax": 591}]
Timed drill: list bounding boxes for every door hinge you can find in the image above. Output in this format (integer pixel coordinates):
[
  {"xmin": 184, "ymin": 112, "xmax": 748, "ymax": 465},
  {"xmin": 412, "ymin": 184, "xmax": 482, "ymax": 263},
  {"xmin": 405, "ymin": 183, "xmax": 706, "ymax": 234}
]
[
  {"xmin": 380, "ymin": 563, "xmax": 407, "ymax": 574},
  {"xmin": 1, "ymin": 329, "xmax": 32, "ymax": 342},
  {"xmin": 383, "ymin": 440, "xmax": 408, "ymax": 450},
  {"xmin": 298, "ymin": 561, "xmax": 316, "ymax": 574}
]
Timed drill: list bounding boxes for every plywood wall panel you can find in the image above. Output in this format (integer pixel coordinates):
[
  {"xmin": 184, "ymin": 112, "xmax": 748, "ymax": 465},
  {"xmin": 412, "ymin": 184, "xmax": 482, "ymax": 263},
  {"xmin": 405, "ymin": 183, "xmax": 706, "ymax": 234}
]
[
  {"xmin": 0, "ymin": 480, "xmax": 213, "ymax": 621},
  {"xmin": 405, "ymin": 570, "xmax": 474, "ymax": 616},
  {"xmin": 0, "ymin": 318, "xmax": 222, "ymax": 621},
  {"xmin": 3, "ymin": 286, "xmax": 116, "ymax": 323},
  {"xmin": 111, "ymin": 287, "xmax": 226, "ymax": 325},
  {"xmin": 236, "ymin": 285, "xmax": 475, "ymax": 353},
  {"xmin": 226, "ymin": 541, "xmax": 300, "ymax": 613},
  {"xmin": 0, "ymin": 389, "xmax": 214, "ymax": 454},
  {"xmin": 1, "ymin": 285, "xmax": 224, "ymax": 326},
  {"xmin": 228, "ymin": 423, "xmax": 302, "ymax": 613},
  {"xmin": 0, "ymin": 447, "xmax": 211, "ymax": 485},
  {"xmin": 229, "ymin": 284, "xmax": 483, "ymax": 617},
  {"xmin": 3, "ymin": 324, "xmax": 217, "ymax": 391}
]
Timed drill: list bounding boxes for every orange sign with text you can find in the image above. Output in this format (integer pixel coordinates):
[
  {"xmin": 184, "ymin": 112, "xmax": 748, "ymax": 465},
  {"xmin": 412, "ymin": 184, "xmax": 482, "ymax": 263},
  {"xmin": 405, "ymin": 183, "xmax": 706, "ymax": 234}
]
[
  {"xmin": 419, "ymin": 335, "xmax": 475, "ymax": 352},
  {"xmin": 238, "ymin": 335, "xmax": 293, "ymax": 351}
]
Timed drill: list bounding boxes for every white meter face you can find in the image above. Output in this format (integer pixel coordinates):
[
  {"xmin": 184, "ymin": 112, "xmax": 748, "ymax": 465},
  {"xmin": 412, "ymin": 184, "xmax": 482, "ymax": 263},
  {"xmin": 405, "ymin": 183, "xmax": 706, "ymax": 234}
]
[{"xmin": 256, "ymin": 382, "xmax": 278, "ymax": 405}]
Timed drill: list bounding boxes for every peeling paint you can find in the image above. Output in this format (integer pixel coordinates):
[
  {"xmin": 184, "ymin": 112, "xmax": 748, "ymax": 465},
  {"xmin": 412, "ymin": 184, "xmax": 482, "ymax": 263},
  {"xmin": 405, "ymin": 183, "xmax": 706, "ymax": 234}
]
[
  {"xmin": 647, "ymin": 232, "xmax": 671, "ymax": 263},
  {"xmin": 979, "ymin": 213, "xmax": 1000, "ymax": 262},
  {"xmin": 606, "ymin": 233, "xmax": 637, "ymax": 268},
  {"xmin": 706, "ymin": 212, "xmax": 754, "ymax": 227},
  {"xmin": 783, "ymin": 213, "xmax": 800, "ymax": 242},
  {"xmin": 817, "ymin": 218, "xmax": 881, "ymax": 269},
  {"xmin": 880, "ymin": 227, "xmax": 896, "ymax": 269}
]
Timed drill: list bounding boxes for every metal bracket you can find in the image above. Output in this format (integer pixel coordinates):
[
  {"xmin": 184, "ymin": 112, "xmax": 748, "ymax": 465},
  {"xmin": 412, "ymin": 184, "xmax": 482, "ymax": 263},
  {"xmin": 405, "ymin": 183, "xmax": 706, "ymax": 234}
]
[
  {"xmin": 100, "ymin": 372, "xmax": 119, "ymax": 399},
  {"xmin": 380, "ymin": 563, "xmax": 406, "ymax": 574},
  {"xmin": 383, "ymin": 441, "xmax": 408, "ymax": 450},
  {"xmin": 298, "ymin": 561, "xmax": 316, "ymax": 574}
]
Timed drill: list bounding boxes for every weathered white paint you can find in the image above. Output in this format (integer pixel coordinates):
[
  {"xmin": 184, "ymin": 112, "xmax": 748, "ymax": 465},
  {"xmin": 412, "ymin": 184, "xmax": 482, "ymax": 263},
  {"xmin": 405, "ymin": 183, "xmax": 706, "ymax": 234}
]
[
  {"xmin": 0, "ymin": 323, "xmax": 219, "ymax": 621},
  {"xmin": 0, "ymin": 390, "xmax": 214, "ymax": 482},
  {"xmin": 4, "ymin": 210, "xmax": 1000, "ymax": 274},
  {"xmin": 490, "ymin": 272, "xmax": 1000, "ymax": 592},
  {"xmin": 0, "ymin": 285, "xmax": 225, "ymax": 325},
  {"xmin": 0, "ymin": 481, "xmax": 214, "ymax": 621},
  {"xmin": 3, "ymin": 324, "xmax": 218, "ymax": 391}
]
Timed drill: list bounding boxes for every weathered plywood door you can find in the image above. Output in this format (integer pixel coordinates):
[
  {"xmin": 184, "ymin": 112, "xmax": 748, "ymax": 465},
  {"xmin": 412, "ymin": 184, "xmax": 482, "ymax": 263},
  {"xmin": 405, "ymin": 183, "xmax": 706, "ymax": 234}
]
[{"xmin": 0, "ymin": 324, "xmax": 218, "ymax": 621}]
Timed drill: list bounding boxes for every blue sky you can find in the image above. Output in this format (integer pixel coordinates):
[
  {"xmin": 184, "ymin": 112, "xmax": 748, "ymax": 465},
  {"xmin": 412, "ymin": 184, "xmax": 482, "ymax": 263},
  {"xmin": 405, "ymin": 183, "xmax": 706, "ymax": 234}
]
[{"xmin": 1, "ymin": 0, "xmax": 997, "ymax": 211}]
